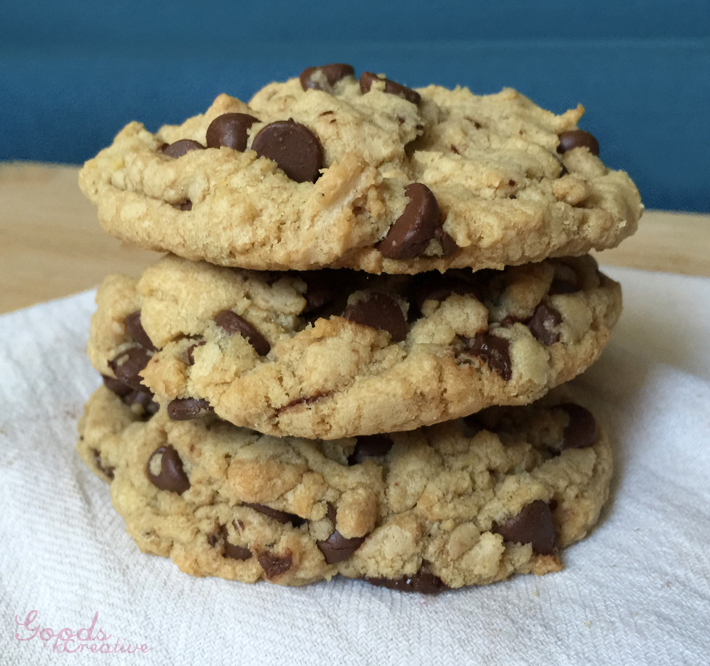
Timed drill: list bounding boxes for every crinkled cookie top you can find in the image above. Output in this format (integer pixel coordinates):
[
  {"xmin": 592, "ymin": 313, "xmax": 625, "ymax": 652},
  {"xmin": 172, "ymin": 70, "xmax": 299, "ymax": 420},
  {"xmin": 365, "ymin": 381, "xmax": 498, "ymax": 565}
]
[{"xmin": 79, "ymin": 64, "xmax": 642, "ymax": 273}]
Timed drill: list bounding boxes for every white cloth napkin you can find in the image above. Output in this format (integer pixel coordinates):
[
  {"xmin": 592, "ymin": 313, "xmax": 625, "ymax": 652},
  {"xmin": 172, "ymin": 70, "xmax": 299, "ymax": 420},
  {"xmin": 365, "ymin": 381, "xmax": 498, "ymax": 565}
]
[{"xmin": 1, "ymin": 266, "xmax": 709, "ymax": 666}]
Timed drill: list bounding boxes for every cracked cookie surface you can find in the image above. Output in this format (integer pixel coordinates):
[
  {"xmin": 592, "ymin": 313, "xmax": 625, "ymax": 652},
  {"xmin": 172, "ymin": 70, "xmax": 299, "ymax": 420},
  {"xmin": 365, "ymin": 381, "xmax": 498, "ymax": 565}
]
[
  {"xmin": 88, "ymin": 254, "xmax": 621, "ymax": 439},
  {"xmin": 78, "ymin": 66, "xmax": 642, "ymax": 273},
  {"xmin": 77, "ymin": 385, "xmax": 613, "ymax": 591}
]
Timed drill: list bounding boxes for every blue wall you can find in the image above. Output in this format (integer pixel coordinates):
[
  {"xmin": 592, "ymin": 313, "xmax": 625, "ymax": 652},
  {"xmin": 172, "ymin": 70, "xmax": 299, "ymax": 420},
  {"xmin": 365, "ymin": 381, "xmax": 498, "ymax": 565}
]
[{"xmin": 1, "ymin": 1, "xmax": 708, "ymax": 212}]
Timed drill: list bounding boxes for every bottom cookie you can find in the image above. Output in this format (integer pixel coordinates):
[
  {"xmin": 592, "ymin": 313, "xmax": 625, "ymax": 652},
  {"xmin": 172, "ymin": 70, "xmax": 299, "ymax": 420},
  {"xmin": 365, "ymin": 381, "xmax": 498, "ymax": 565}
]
[{"xmin": 77, "ymin": 385, "xmax": 612, "ymax": 592}]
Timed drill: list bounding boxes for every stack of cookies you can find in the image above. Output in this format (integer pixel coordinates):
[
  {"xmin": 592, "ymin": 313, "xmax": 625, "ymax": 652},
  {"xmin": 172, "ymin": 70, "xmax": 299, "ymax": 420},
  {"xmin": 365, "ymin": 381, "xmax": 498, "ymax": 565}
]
[{"xmin": 76, "ymin": 64, "xmax": 642, "ymax": 593}]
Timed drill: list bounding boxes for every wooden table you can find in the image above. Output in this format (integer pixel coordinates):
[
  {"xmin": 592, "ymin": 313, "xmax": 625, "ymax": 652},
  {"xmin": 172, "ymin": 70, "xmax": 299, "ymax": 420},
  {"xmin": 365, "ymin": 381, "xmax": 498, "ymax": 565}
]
[{"xmin": 1, "ymin": 162, "xmax": 708, "ymax": 315}]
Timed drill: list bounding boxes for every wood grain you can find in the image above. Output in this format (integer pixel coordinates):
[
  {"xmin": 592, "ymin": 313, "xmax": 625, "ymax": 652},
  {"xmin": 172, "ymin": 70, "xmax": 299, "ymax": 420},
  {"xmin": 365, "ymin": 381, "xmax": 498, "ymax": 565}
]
[{"xmin": 1, "ymin": 162, "xmax": 708, "ymax": 315}]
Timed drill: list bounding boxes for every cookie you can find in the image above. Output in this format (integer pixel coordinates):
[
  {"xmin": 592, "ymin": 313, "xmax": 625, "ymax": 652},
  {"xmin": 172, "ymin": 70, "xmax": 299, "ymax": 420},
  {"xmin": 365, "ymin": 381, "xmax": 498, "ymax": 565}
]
[
  {"xmin": 78, "ymin": 65, "xmax": 642, "ymax": 274},
  {"xmin": 77, "ymin": 385, "xmax": 613, "ymax": 592},
  {"xmin": 88, "ymin": 253, "xmax": 621, "ymax": 439}
]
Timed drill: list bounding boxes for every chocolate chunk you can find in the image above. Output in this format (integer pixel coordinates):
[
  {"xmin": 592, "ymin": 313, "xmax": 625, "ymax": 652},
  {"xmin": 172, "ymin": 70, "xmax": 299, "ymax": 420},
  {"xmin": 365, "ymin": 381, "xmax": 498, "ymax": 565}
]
[
  {"xmin": 214, "ymin": 310, "xmax": 270, "ymax": 356},
  {"xmin": 167, "ymin": 397, "xmax": 214, "ymax": 421},
  {"xmin": 560, "ymin": 403, "xmax": 598, "ymax": 449},
  {"xmin": 378, "ymin": 183, "xmax": 441, "ymax": 260},
  {"xmin": 147, "ymin": 445, "xmax": 190, "ymax": 494},
  {"xmin": 527, "ymin": 303, "xmax": 562, "ymax": 346},
  {"xmin": 348, "ymin": 434, "xmax": 394, "ymax": 465},
  {"xmin": 343, "ymin": 293, "xmax": 407, "ymax": 342},
  {"xmin": 557, "ymin": 130, "xmax": 600, "ymax": 156},
  {"xmin": 257, "ymin": 550, "xmax": 293, "ymax": 579},
  {"xmin": 317, "ymin": 531, "xmax": 366, "ymax": 564},
  {"xmin": 206, "ymin": 113, "xmax": 259, "ymax": 151},
  {"xmin": 172, "ymin": 200, "xmax": 192, "ymax": 211},
  {"xmin": 184, "ymin": 340, "xmax": 206, "ymax": 366},
  {"xmin": 243, "ymin": 503, "xmax": 306, "ymax": 527},
  {"xmin": 160, "ymin": 139, "xmax": 205, "ymax": 158},
  {"xmin": 102, "ymin": 374, "xmax": 133, "ymax": 398},
  {"xmin": 493, "ymin": 500, "xmax": 556, "ymax": 555},
  {"xmin": 359, "ymin": 72, "xmax": 421, "ymax": 105},
  {"xmin": 362, "ymin": 569, "xmax": 448, "ymax": 594},
  {"xmin": 467, "ymin": 333, "xmax": 512, "ymax": 381},
  {"xmin": 109, "ymin": 347, "xmax": 151, "ymax": 391},
  {"xmin": 125, "ymin": 310, "xmax": 157, "ymax": 351},
  {"xmin": 252, "ymin": 120, "xmax": 323, "ymax": 183},
  {"xmin": 92, "ymin": 448, "xmax": 114, "ymax": 480},
  {"xmin": 300, "ymin": 63, "xmax": 355, "ymax": 91}
]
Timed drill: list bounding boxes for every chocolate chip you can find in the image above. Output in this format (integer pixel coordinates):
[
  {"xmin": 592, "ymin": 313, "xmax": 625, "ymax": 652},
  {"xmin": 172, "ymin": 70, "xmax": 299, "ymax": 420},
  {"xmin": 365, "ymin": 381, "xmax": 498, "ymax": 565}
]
[
  {"xmin": 126, "ymin": 389, "xmax": 160, "ymax": 418},
  {"xmin": 223, "ymin": 541, "xmax": 252, "ymax": 561},
  {"xmin": 252, "ymin": 120, "xmax": 323, "ymax": 183},
  {"xmin": 348, "ymin": 434, "xmax": 394, "ymax": 465},
  {"xmin": 300, "ymin": 63, "xmax": 355, "ymax": 91},
  {"xmin": 147, "ymin": 445, "xmax": 190, "ymax": 494},
  {"xmin": 378, "ymin": 183, "xmax": 441, "ymax": 260},
  {"xmin": 243, "ymin": 503, "xmax": 306, "ymax": 527},
  {"xmin": 437, "ymin": 229, "xmax": 459, "ymax": 256},
  {"xmin": 92, "ymin": 448, "xmax": 114, "ymax": 480},
  {"xmin": 167, "ymin": 397, "xmax": 214, "ymax": 421},
  {"xmin": 172, "ymin": 200, "xmax": 192, "ymax": 211},
  {"xmin": 343, "ymin": 293, "xmax": 407, "ymax": 342},
  {"xmin": 362, "ymin": 569, "xmax": 448, "ymax": 594},
  {"xmin": 326, "ymin": 502, "xmax": 337, "ymax": 524},
  {"xmin": 557, "ymin": 130, "xmax": 600, "ymax": 156},
  {"xmin": 560, "ymin": 403, "xmax": 598, "ymax": 449},
  {"xmin": 466, "ymin": 333, "xmax": 512, "ymax": 381},
  {"xmin": 102, "ymin": 373, "xmax": 158, "ymax": 416},
  {"xmin": 527, "ymin": 303, "xmax": 562, "ymax": 346},
  {"xmin": 160, "ymin": 139, "xmax": 205, "ymax": 158},
  {"xmin": 206, "ymin": 113, "xmax": 259, "ymax": 151},
  {"xmin": 216, "ymin": 525, "xmax": 252, "ymax": 561},
  {"xmin": 257, "ymin": 550, "xmax": 293, "ymax": 579},
  {"xmin": 125, "ymin": 310, "xmax": 157, "ymax": 351},
  {"xmin": 317, "ymin": 531, "xmax": 366, "ymax": 564},
  {"xmin": 102, "ymin": 374, "xmax": 133, "ymax": 398},
  {"xmin": 493, "ymin": 500, "xmax": 556, "ymax": 555},
  {"xmin": 184, "ymin": 340, "xmax": 206, "ymax": 366},
  {"xmin": 214, "ymin": 310, "xmax": 270, "ymax": 356},
  {"xmin": 359, "ymin": 72, "xmax": 421, "ymax": 105},
  {"xmin": 109, "ymin": 347, "xmax": 151, "ymax": 391}
]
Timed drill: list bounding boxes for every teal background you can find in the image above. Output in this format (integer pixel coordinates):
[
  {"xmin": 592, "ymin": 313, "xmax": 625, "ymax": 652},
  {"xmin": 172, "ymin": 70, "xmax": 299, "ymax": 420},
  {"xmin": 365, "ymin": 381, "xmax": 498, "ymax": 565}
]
[{"xmin": 1, "ymin": 0, "xmax": 708, "ymax": 211}]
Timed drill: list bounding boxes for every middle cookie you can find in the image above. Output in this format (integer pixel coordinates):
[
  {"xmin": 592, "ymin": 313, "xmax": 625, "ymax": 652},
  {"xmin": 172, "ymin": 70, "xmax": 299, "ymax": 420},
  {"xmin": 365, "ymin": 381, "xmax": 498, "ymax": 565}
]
[{"xmin": 89, "ymin": 254, "xmax": 620, "ymax": 439}]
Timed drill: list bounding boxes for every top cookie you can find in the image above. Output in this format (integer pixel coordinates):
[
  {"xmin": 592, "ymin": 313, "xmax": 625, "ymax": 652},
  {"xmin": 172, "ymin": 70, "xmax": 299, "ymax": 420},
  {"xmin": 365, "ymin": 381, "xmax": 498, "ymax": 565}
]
[{"xmin": 78, "ymin": 64, "xmax": 643, "ymax": 274}]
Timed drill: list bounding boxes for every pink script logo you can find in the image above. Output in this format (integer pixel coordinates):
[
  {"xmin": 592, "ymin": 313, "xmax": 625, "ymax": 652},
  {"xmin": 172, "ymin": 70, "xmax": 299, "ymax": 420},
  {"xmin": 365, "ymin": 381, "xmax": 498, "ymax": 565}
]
[{"xmin": 14, "ymin": 610, "xmax": 150, "ymax": 655}]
